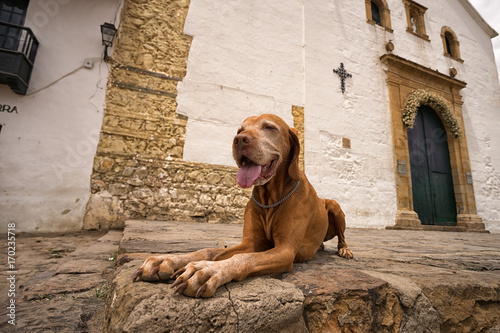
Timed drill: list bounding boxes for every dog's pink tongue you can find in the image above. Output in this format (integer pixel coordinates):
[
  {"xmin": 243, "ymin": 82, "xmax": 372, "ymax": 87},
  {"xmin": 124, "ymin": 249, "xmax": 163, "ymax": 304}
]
[{"xmin": 237, "ymin": 163, "xmax": 262, "ymax": 188}]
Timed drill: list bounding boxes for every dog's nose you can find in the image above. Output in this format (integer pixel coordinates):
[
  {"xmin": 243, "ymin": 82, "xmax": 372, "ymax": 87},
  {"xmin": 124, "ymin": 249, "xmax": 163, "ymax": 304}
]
[{"xmin": 233, "ymin": 133, "xmax": 253, "ymax": 146}]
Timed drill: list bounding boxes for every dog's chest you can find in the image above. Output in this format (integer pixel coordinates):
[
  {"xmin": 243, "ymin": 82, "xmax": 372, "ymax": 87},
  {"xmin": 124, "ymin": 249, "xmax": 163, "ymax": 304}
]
[{"xmin": 260, "ymin": 212, "xmax": 279, "ymax": 243}]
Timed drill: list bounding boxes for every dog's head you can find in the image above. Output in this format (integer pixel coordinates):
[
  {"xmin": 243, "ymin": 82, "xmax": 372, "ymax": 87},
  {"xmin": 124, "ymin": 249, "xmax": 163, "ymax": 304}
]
[{"xmin": 232, "ymin": 114, "xmax": 300, "ymax": 188}]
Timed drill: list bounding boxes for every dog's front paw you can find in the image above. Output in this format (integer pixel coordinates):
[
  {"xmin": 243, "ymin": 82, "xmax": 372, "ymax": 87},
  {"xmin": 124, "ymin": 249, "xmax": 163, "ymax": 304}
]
[
  {"xmin": 132, "ymin": 255, "xmax": 180, "ymax": 282},
  {"xmin": 338, "ymin": 247, "xmax": 353, "ymax": 259},
  {"xmin": 170, "ymin": 260, "xmax": 231, "ymax": 298}
]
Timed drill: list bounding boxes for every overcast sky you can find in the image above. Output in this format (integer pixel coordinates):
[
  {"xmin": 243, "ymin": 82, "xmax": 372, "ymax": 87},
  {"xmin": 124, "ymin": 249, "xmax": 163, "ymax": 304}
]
[{"xmin": 468, "ymin": 0, "xmax": 500, "ymax": 79}]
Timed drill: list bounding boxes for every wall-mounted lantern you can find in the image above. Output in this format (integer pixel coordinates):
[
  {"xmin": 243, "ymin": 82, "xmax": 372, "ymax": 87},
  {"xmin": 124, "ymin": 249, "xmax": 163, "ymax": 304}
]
[{"xmin": 100, "ymin": 22, "xmax": 117, "ymax": 61}]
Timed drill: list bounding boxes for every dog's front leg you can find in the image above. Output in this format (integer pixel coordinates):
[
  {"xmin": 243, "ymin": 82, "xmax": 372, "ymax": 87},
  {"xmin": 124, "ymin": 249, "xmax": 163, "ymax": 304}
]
[{"xmin": 172, "ymin": 247, "xmax": 295, "ymax": 298}]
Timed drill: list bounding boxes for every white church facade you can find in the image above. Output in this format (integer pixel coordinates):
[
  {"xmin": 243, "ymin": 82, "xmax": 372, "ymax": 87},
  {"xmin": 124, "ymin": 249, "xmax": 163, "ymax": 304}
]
[{"xmin": 1, "ymin": 0, "xmax": 499, "ymax": 233}]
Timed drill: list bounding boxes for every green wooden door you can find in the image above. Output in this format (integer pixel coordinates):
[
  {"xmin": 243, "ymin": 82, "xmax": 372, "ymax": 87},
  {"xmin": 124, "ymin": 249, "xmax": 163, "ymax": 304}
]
[{"xmin": 408, "ymin": 105, "xmax": 457, "ymax": 225}]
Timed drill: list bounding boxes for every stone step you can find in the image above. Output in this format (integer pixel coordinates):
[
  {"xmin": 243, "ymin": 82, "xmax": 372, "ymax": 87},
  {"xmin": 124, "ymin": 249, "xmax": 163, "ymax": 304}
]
[{"xmin": 105, "ymin": 220, "xmax": 500, "ymax": 332}]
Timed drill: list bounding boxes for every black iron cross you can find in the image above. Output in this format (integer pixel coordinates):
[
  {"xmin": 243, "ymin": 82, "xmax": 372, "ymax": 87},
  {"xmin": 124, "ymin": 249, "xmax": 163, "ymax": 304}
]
[{"xmin": 333, "ymin": 63, "xmax": 352, "ymax": 94}]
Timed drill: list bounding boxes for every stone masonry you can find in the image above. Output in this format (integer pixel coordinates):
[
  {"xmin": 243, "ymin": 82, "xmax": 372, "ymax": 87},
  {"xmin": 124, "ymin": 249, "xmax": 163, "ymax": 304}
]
[
  {"xmin": 83, "ymin": 0, "xmax": 251, "ymax": 229},
  {"xmin": 292, "ymin": 105, "xmax": 305, "ymax": 172}
]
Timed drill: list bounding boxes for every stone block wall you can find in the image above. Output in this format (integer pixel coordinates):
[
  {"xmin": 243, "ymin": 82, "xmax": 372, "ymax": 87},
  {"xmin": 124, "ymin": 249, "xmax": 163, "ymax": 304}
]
[
  {"xmin": 292, "ymin": 105, "xmax": 305, "ymax": 172},
  {"xmin": 83, "ymin": 0, "xmax": 250, "ymax": 229},
  {"xmin": 85, "ymin": 156, "xmax": 249, "ymax": 229}
]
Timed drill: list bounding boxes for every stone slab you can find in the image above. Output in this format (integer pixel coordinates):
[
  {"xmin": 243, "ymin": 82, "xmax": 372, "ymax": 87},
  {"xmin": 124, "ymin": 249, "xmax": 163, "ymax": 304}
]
[
  {"xmin": 119, "ymin": 219, "xmax": 242, "ymax": 254},
  {"xmin": 56, "ymin": 259, "xmax": 114, "ymax": 275},
  {"xmin": 105, "ymin": 261, "xmax": 307, "ymax": 333},
  {"xmin": 0, "ymin": 230, "xmax": 118, "ymax": 332},
  {"xmin": 23, "ymin": 273, "xmax": 105, "ymax": 301},
  {"xmin": 70, "ymin": 240, "xmax": 121, "ymax": 260},
  {"xmin": 282, "ymin": 268, "xmax": 387, "ymax": 296},
  {"xmin": 15, "ymin": 297, "xmax": 105, "ymax": 332},
  {"xmin": 106, "ymin": 220, "xmax": 500, "ymax": 332},
  {"xmin": 97, "ymin": 230, "xmax": 124, "ymax": 243}
]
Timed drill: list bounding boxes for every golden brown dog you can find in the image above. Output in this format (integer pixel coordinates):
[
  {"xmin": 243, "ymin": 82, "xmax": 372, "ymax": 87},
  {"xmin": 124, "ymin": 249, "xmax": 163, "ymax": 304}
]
[{"xmin": 132, "ymin": 114, "xmax": 352, "ymax": 297}]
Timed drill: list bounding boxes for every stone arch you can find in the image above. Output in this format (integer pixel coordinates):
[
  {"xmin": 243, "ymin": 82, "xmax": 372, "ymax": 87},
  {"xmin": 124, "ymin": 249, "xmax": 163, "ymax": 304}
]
[
  {"xmin": 441, "ymin": 26, "xmax": 463, "ymax": 62},
  {"xmin": 402, "ymin": 89, "xmax": 461, "ymax": 138}
]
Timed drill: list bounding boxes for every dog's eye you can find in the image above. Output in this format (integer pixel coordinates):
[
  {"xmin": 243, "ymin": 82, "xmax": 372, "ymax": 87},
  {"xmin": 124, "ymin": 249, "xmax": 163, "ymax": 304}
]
[
  {"xmin": 237, "ymin": 128, "xmax": 243, "ymax": 134},
  {"xmin": 264, "ymin": 125, "xmax": 276, "ymax": 131}
]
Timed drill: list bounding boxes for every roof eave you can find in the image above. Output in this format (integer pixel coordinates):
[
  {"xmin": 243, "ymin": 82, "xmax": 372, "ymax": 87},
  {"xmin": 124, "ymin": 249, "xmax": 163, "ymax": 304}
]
[{"xmin": 458, "ymin": 0, "xmax": 498, "ymax": 38}]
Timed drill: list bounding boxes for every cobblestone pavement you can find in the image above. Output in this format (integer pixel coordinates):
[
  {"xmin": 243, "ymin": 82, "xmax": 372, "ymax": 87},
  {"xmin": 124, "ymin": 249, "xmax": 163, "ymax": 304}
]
[
  {"xmin": 1, "ymin": 222, "xmax": 499, "ymax": 332},
  {"xmin": 0, "ymin": 230, "xmax": 121, "ymax": 333}
]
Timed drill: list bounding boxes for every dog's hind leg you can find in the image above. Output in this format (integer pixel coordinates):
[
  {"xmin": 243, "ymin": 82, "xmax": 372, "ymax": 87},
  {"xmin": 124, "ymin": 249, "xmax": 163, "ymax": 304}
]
[{"xmin": 324, "ymin": 199, "xmax": 353, "ymax": 259}]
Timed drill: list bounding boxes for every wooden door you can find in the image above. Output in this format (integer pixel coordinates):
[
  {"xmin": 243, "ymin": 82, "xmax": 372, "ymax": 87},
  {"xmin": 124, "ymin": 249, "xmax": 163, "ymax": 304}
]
[{"xmin": 408, "ymin": 105, "xmax": 457, "ymax": 225}]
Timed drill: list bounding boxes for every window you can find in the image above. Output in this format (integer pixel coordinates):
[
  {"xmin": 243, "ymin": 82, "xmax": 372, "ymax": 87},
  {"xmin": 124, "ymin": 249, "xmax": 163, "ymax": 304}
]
[
  {"xmin": 0, "ymin": 0, "xmax": 28, "ymax": 24},
  {"xmin": 445, "ymin": 34, "xmax": 452, "ymax": 54},
  {"xmin": 371, "ymin": 2, "xmax": 381, "ymax": 26},
  {"xmin": 441, "ymin": 27, "xmax": 463, "ymax": 63},
  {"xmin": 365, "ymin": 0, "xmax": 393, "ymax": 32},
  {"xmin": 403, "ymin": 0, "xmax": 429, "ymax": 41},
  {"xmin": 0, "ymin": 0, "xmax": 29, "ymax": 50}
]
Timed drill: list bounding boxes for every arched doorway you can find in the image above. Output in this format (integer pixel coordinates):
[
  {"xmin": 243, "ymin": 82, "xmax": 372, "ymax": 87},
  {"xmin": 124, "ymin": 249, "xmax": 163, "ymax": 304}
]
[
  {"xmin": 408, "ymin": 105, "xmax": 457, "ymax": 225},
  {"xmin": 381, "ymin": 54, "xmax": 484, "ymax": 231}
]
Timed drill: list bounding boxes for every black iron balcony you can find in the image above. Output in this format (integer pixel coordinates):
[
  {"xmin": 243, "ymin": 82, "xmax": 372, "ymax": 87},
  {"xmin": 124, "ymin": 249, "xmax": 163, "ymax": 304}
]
[{"xmin": 0, "ymin": 21, "xmax": 39, "ymax": 95}]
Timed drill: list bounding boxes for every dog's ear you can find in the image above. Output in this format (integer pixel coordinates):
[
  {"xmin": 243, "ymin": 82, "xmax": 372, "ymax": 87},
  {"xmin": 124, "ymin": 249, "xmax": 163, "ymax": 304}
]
[{"xmin": 288, "ymin": 127, "xmax": 301, "ymax": 181}]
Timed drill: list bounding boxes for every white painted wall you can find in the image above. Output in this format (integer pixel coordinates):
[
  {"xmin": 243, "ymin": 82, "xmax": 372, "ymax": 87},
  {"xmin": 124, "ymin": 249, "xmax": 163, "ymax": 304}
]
[
  {"xmin": 302, "ymin": 0, "xmax": 397, "ymax": 229},
  {"xmin": 177, "ymin": 0, "xmax": 500, "ymax": 230},
  {"xmin": 0, "ymin": 0, "xmax": 121, "ymax": 232},
  {"xmin": 437, "ymin": 0, "xmax": 500, "ymax": 233},
  {"xmin": 177, "ymin": 0, "xmax": 305, "ymax": 166}
]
